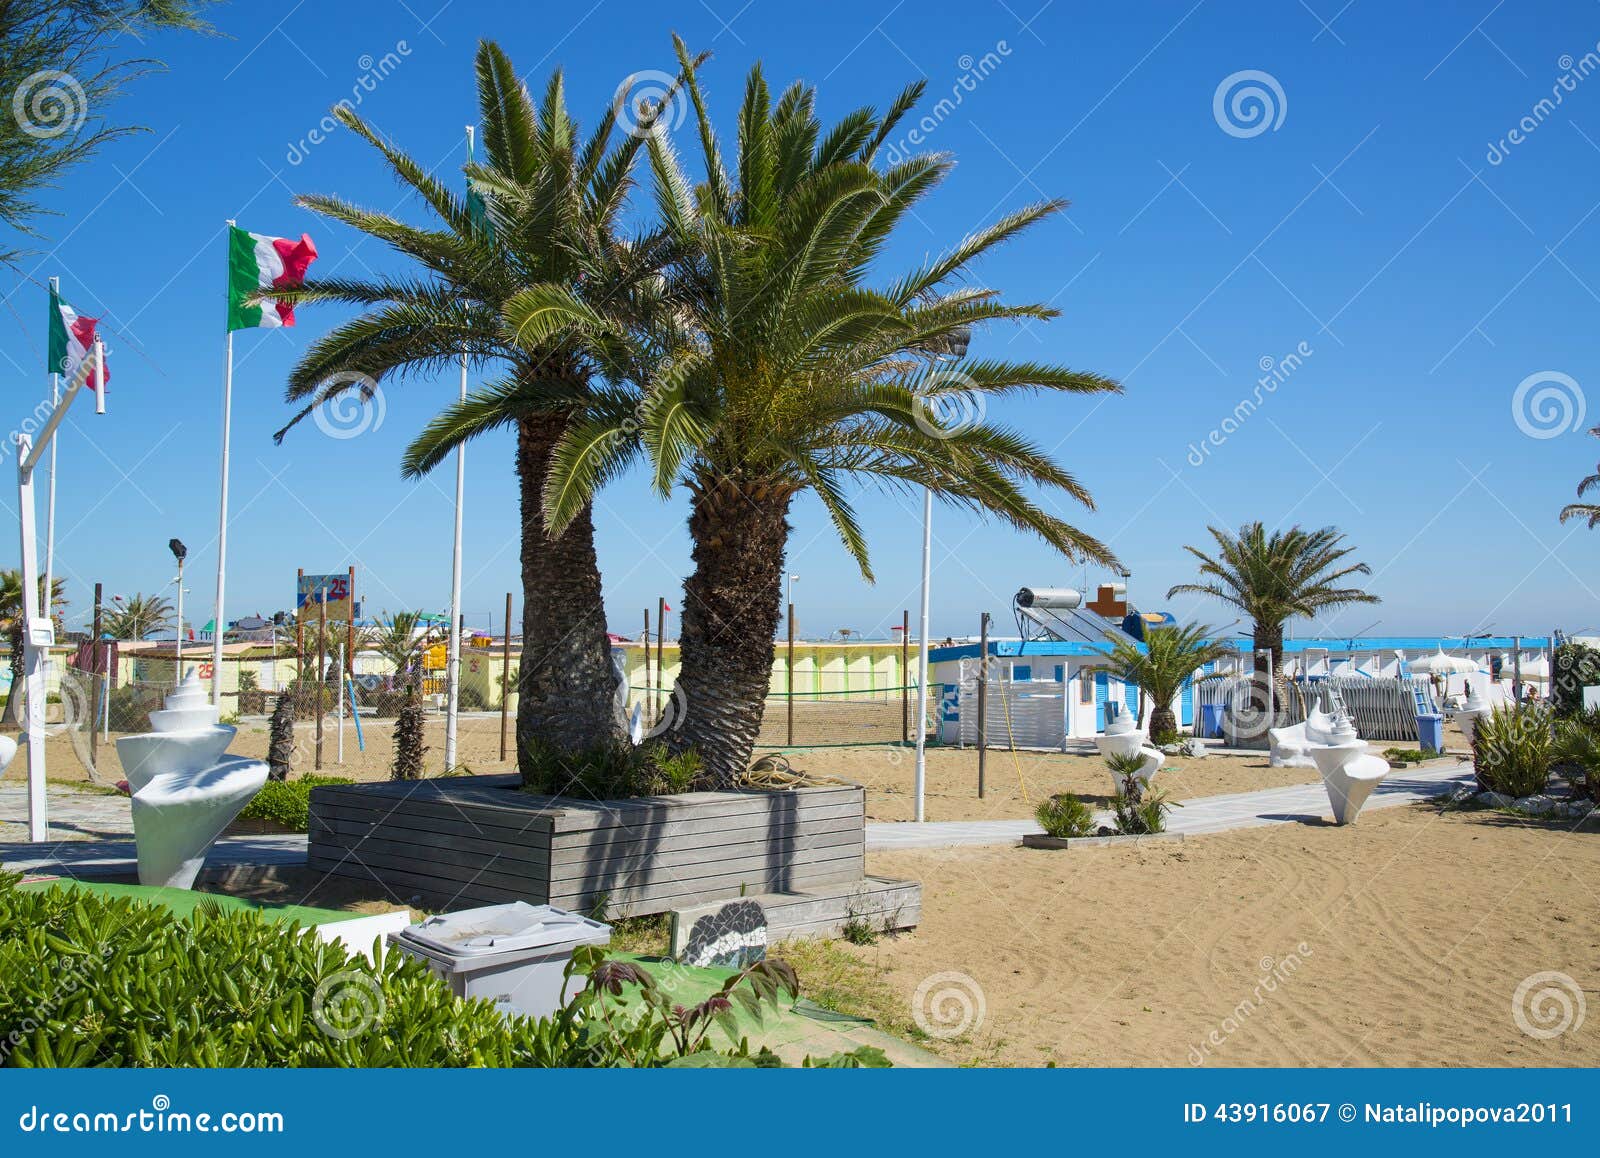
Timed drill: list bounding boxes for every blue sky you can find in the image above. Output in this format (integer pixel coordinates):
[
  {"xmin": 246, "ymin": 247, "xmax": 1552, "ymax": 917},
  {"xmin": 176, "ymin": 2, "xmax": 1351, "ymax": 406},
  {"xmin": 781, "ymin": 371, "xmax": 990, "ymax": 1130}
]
[{"xmin": 5, "ymin": 0, "xmax": 1600, "ymax": 641}]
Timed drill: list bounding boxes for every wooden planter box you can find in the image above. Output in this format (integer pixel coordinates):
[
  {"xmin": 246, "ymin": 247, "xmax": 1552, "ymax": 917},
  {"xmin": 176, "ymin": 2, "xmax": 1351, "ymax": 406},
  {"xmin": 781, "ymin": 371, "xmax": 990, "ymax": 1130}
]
[{"xmin": 307, "ymin": 775, "xmax": 866, "ymax": 917}]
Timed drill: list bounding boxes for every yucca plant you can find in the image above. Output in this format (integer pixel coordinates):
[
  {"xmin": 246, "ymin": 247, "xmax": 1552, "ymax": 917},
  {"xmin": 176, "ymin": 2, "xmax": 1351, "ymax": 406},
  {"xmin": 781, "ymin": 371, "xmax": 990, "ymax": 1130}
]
[
  {"xmin": 1471, "ymin": 702, "xmax": 1553, "ymax": 798},
  {"xmin": 276, "ymin": 41, "xmax": 695, "ymax": 777},
  {"xmin": 521, "ymin": 39, "xmax": 1121, "ymax": 783},
  {"xmin": 1035, "ymin": 793, "xmax": 1097, "ymax": 839}
]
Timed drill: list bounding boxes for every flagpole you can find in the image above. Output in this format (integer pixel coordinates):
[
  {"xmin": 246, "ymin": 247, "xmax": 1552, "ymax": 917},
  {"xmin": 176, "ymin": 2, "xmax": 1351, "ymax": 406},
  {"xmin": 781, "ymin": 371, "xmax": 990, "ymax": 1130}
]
[
  {"xmin": 212, "ymin": 219, "xmax": 237, "ymax": 707},
  {"xmin": 44, "ymin": 279, "xmax": 60, "ymax": 625},
  {"xmin": 444, "ymin": 127, "xmax": 472, "ymax": 772}
]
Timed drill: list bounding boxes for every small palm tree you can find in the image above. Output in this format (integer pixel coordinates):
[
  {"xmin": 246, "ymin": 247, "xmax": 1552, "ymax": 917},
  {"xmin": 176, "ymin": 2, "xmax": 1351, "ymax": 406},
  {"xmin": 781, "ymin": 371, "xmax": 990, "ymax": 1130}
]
[
  {"xmin": 103, "ymin": 592, "xmax": 172, "ymax": 640},
  {"xmin": 363, "ymin": 611, "xmax": 444, "ymax": 690},
  {"xmin": 1101, "ymin": 623, "xmax": 1236, "ymax": 740},
  {"xmin": 1, "ymin": 569, "xmax": 66, "ymax": 726},
  {"xmin": 527, "ymin": 42, "xmax": 1121, "ymax": 782},
  {"xmin": 276, "ymin": 40, "xmax": 692, "ymax": 778},
  {"xmin": 1166, "ymin": 522, "xmax": 1379, "ymax": 689},
  {"xmin": 1559, "ymin": 427, "xmax": 1600, "ymax": 528}
]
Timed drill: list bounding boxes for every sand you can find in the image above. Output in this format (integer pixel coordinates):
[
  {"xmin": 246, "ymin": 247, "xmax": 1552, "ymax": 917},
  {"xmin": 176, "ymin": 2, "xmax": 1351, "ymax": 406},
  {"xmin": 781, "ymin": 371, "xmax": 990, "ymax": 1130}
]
[
  {"xmin": 850, "ymin": 804, "xmax": 1600, "ymax": 1066},
  {"xmin": 797, "ymin": 745, "xmax": 1328, "ymax": 822}
]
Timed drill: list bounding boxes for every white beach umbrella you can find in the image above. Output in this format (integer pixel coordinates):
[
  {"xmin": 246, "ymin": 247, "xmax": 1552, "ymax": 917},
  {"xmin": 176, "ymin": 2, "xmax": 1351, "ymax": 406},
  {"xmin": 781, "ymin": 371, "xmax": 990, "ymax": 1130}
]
[{"xmin": 1407, "ymin": 649, "xmax": 1480, "ymax": 676}]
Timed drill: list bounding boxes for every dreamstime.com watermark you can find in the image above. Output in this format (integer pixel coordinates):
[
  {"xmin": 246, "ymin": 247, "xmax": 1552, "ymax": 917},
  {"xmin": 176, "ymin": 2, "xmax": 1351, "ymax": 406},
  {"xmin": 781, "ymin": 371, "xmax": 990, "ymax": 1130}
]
[
  {"xmin": 1186, "ymin": 340, "xmax": 1313, "ymax": 467},
  {"xmin": 1188, "ymin": 942, "xmax": 1313, "ymax": 1065},
  {"xmin": 311, "ymin": 372, "xmax": 386, "ymax": 440},
  {"xmin": 12, "ymin": 69, "xmax": 88, "ymax": 139},
  {"xmin": 1511, "ymin": 370, "xmax": 1585, "ymax": 439},
  {"xmin": 17, "ymin": 1096, "xmax": 283, "ymax": 1135},
  {"xmin": 881, "ymin": 43, "xmax": 1012, "ymax": 164},
  {"xmin": 285, "ymin": 43, "xmax": 414, "ymax": 165},
  {"xmin": 1, "ymin": 948, "xmax": 114, "ymax": 1064},
  {"xmin": 1510, "ymin": 970, "xmax": 1586, "ymax": 1040},
  {"xmin": 1486, "ymin": 45, "xmax": 1600, "ymax": 165},
  {"xmin": 613, "ymin": 68, "xmax": 691, "ymax": 140},
  {"xmin": 1213, "ymin": 70, "xmax": 1286, "ymax": 138},
  {"xmin": 912, "ymin": 970, "xmax": 986, "ymax": 1039}
]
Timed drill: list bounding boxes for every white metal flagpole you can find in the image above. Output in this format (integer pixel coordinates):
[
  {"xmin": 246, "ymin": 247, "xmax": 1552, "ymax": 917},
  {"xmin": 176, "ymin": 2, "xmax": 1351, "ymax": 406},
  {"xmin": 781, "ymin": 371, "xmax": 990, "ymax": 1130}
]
[
  {"xmin": 444, "ymin": 127, "xmax": 472, "ymax": 772},
  {"xmin": 212, "ymin": 219, "xmax": 237, "ymax": 708},
  {"xmin": 44, "ymin": 278, "xmax": 59, "ymax": 625},
  {"xmin": 914, "ymin": 486, "xmax": 932, "ymax": 824}
]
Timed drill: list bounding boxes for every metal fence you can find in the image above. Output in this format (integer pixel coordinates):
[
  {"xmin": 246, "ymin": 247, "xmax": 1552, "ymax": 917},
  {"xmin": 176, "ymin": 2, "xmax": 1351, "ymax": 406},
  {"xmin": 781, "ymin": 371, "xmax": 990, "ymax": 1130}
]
[
  {"xmin": 1195, "ymin": 675, "xmax": 1434, "ymax": 743},
  {"xmin": 625, "ymin": 683, "xmax": 942, "ymax": 749}
]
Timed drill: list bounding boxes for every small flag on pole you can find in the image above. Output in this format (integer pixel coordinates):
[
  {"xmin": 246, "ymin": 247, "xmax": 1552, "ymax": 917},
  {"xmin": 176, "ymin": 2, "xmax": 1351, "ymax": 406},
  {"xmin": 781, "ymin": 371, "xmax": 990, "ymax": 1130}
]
[
  {"xmin": 226, "ymin": 225, "xmax": 318, "ymax": 331},
  {"xmin": 48, "ymin": 286, "xmax": 109, "ymax": 385}
]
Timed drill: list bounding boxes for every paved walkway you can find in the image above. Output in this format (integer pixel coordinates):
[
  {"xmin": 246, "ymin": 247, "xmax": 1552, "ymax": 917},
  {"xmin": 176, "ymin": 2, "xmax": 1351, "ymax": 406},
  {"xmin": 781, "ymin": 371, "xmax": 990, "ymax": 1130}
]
[
  {"xmin": 863, "ymin": 762, "xmax": 1474, "ymax": 850},
  {"xmin": 1, "ymin": 763, "xmax": 1475, "ymax": 875}
]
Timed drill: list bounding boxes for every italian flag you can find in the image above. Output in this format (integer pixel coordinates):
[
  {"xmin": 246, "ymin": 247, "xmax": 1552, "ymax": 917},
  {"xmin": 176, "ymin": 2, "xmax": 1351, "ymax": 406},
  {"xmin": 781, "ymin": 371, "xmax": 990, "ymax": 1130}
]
[
  {"xmin": 47, "ymin": 286, "xmax": 109, "ymax": 385},
  {"xmin": 227, "ymin": 225, "xmax": 318, "ymax": 331}
]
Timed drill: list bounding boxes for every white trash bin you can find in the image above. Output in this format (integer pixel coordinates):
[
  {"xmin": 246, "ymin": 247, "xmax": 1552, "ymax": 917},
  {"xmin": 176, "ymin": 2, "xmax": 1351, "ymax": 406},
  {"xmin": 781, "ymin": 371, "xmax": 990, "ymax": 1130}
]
[{"xmin": 390, "ymin": 902, "xmax": 611, "ymax": 1020}]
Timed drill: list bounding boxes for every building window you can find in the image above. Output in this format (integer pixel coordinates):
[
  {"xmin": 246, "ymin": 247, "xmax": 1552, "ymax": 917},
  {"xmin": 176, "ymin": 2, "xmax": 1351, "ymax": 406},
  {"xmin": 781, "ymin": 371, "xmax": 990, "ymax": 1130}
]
[{"xmin": 1079, "ymin": 668, "xmax": 1094, "ymax": 703}]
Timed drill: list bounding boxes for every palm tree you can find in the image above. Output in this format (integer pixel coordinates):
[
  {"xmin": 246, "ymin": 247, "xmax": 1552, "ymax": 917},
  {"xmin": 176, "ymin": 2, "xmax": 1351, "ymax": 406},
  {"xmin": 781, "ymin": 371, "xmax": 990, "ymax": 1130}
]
[
  {"xmin": 362, "ymin": 610, "xmax": 443, "ymax": 690},
  {"xmin": 525, "ymin": 42, "xmax": 1122, "ymax": 783},
  {"xmin": 275, "ymin": 41, "xmax": 692, "ymax": 777},
  {"xmin": 1, "ymin": 569, "xmax": 66, "ymax": 726},
  {"xmin": 1101, "ymin": 624, "xmax": 1236, "ymax": 740},
  {"xmin": 103, "ymin": 592, "xmax": 172, "ymax": 640},
  {"xmin": 1559, "ymin": 427, "xmax": 1600, "ymax": 528},
  {"xmin": 1166, "ymin": 523, "xmax": 1379, "ymax": 691}
]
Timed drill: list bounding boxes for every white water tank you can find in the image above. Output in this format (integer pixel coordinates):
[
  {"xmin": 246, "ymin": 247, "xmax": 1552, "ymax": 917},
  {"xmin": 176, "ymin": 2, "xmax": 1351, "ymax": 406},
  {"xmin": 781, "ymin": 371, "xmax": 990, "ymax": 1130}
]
[{"xmin": 1015, "ymin": 587, "xmax": 1082, "ymax": 609}]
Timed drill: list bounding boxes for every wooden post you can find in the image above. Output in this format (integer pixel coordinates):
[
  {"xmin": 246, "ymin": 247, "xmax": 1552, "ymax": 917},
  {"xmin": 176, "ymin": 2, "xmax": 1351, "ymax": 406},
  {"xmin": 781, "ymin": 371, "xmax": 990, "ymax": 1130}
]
[
  {"xmin": 90, "ymin": 582, "xmax": 102, "ymax": 766},
  {"xmin": 657, "ymin": 596, "xmax": 666, "ymax": 726},
  {"xmin": 977, "ymin": 611, "xmax": 989, "ymax": 799},
  {"xmin": 500, "ymin": 592, "xmax": 512, "ymax": 762},
  {"xmin": 787, "ymin": 603, "xmax": 796, "ymax": 747},
  {"xmin": 643, "ymin": 608, "xmax": 652, "ymax": 726},
  {"xmin": 315, "ymin": 589, "xmax": 326, "ymax": 770},
  {"xmin": 901, "ymin": 609, "xmax": 910, "ymax": 745},
  {"xmin": 346, "ymin": 565, "xmax": 356, "ymax": 679}
]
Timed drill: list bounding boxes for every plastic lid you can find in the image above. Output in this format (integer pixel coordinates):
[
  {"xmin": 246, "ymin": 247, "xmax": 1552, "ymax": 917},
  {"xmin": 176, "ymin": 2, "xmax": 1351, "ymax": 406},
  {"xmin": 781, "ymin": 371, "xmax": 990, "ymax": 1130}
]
[{"xmin": 397, "ymin": 902, "xmax": 605, "ymax": 958}]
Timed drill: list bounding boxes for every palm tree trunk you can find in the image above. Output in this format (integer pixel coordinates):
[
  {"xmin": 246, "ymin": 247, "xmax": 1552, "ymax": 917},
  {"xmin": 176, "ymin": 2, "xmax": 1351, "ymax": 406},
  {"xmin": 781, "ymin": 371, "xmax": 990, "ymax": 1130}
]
[
  {"xmin": 1148, "ymin": 704, "xmax": 1177, "ymax": 739},
  {"xmin": 2, "ymin": 625, "xmax": 24, "ymax": 728},
  {"xmin": 1252, "ymin": 621, "xmax": 1286, "ymax": 720},
  {"xmin": 672, "ymin": 476, "xmax": 793, "ymax": 786},
  {"xmin": 514, "ymin": 413, "xmax": 624, "ymax": 779}
]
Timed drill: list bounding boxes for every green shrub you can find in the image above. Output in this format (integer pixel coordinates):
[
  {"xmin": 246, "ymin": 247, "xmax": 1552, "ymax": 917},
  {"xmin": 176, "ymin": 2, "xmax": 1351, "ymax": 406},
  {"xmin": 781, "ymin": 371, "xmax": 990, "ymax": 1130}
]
[
  {"xmin": 1151, "ymin": 727, "xmax": 1182, "ymax": 748},
  {"xmin": 1382, "ymin": 747, "xmax": 1434, "ymax": 765},
  {"xmin": 1104, "ymin": 753, "xmax": 1178, "ymax": 835},
  {"xmin": 1035, "ymin": 793, "xmax": 1097, "ymax": 839},
  {"xmin": 1552, "ymin": 641, "xmax": 1600, "ymax": 716},
  {"xmin": 1553, "ymin": 715, "xmax": 1600, "ymax": 804},
  {"xmin": 519, "ymin": 740, "xmax": 706, "ymax": 799},
  {"xmin": 0, "ymin": 873, "xmax": 886, "ymax": 1068},
  {"xmin": 237, "ymin": 775, "xmax": 354, "ymax": 831},
  {"xmin": 1471, "ymin": 703, "xmax": 1553, "ymax": 798}
]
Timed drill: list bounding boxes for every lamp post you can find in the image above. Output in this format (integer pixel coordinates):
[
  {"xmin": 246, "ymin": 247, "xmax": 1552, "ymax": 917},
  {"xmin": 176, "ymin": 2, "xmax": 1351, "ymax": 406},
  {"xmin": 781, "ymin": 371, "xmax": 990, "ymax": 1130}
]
[{"xmin": 169, "ymin": 539, "xmax": 188, "ymax": 687}]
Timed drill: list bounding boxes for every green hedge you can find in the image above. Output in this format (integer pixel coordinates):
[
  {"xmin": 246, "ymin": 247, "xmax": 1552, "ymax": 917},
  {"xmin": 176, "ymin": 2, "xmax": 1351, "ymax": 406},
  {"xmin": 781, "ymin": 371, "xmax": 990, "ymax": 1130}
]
[
  {"xmin": 237, "ymin": 775, "xmax": 354, "ymax": 832},
  {"xmin": 0, "ymin": 874, "xmax": 886, "ymax": 1068}
]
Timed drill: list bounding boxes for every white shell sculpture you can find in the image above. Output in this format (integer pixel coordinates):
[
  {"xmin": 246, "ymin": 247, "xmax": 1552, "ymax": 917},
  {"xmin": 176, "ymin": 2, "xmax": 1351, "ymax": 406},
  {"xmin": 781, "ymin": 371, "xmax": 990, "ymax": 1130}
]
[
  {"xmin": 0, "ymin": 734, "xmax": 16, "ymax": 776},
  {"xmin": 1095, "ymin": 705, "xmax": 1164, "ymax": 794},
  {"xmin": 115, "ymin": 671, "xmax": 268, "ymax": 888},
  {"xmin": 1455, "ymin": 684, "xmax": 1492, "ymax": 744},
  {"xmin": 1305, "ymin": 710, "xmax": 1390, "ymax": 825}
]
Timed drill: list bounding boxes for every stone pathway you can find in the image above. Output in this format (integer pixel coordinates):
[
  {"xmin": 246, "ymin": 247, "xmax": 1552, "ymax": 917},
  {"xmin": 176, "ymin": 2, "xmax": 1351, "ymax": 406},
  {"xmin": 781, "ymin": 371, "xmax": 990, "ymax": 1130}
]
[
  {"xmin": 1, "ymin": 764, "xmax": 1475, "ymax": 875},
  {"xmin": 863, "ymin": 762, "xmax": 1476, "ymax": 850}
]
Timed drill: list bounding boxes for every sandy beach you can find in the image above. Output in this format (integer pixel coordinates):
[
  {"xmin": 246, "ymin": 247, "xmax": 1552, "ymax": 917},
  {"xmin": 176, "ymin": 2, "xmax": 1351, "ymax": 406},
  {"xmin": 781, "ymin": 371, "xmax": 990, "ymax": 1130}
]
[{"xmin": 850, "ymin": 803, "xmax": 1599, "ymax": 1066}]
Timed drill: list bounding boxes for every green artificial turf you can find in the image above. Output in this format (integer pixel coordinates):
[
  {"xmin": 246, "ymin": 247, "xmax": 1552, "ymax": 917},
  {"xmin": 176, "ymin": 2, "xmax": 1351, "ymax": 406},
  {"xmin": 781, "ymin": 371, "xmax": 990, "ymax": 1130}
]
[{"xmin": 16, "ymin": 878, "xmax": 362, "ymax": 927}]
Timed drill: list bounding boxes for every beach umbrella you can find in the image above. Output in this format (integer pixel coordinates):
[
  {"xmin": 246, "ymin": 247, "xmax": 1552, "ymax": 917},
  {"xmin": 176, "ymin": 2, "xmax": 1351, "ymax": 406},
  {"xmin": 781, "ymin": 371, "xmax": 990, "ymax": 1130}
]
[{"xmin": 1407, "ymin": 649, "xmax": 1480, "ymax": 676}]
